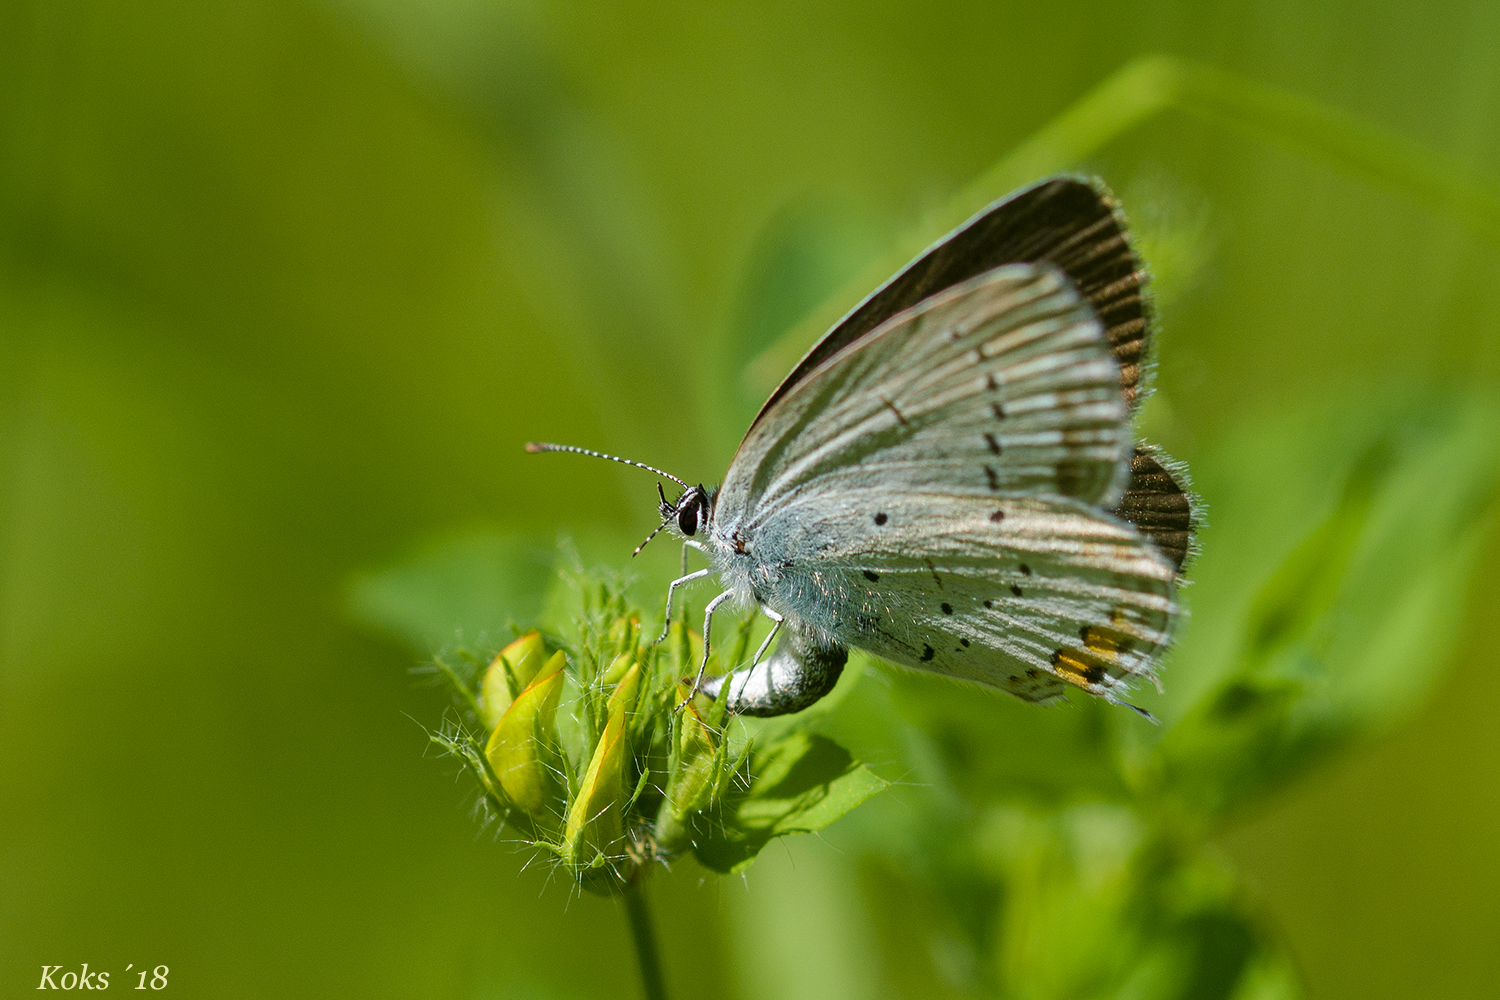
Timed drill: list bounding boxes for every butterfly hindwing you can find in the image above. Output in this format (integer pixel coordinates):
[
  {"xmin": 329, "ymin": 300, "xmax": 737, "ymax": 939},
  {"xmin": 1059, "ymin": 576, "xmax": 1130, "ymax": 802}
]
[
  {"xmin": 1113, "ymin": 446, "xmax": 1199, "ymax": 575},
  {"xmin": 742, "ymin": 490, "xmax": 1178, "ymax": 702}
]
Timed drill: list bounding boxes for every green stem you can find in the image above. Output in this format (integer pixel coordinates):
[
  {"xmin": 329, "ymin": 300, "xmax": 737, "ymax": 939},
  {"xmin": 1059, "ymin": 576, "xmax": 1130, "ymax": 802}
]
[
  {"xmin": 622, "ymin": 877, "xmax": 670, "ymax": 1000},
  {"xmin": 745, "ymin": 53, "xmax": 1500, "ymax": 396}
]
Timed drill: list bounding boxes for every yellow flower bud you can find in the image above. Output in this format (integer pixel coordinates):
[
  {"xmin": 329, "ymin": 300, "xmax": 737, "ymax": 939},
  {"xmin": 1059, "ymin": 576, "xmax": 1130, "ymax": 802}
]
[
  {"xmin": 485, "ymin": 650, "xmax": 566, "ymax": 817},
  {"xmin": 481, "ymin": 631, "xmax": 548, "ymax": 729},
  {"xmin": 607, "ymin": 661, "xmax": 642, "ymax": 718},
  {"xmin": 601, "ymin": 652, "xmax": 634, "ymax": 687}
]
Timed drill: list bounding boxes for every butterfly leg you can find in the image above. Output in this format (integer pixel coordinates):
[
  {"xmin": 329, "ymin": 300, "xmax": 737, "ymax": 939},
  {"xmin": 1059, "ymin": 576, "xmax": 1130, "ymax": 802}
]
[
  {"xmin": 680, "ymin": 539, "xmax": 710, "ymax": 576},
  {"xmin": 678, "ymin": 589, "xmax": 732, "ymax": 709},
  {"xmin": 747, "ymin": 608, "xmax": 784, "ymax": 667},
  {"xmin": 655, "ymin": 567, "xmax": 712, "ymax": 645}
]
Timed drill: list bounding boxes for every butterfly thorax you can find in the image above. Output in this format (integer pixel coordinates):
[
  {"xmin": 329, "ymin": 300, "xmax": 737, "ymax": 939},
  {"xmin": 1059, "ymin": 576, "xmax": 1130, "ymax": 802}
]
[{"xmin": 707, "ymin": 498, "xmax": 841, "ymax": 646}]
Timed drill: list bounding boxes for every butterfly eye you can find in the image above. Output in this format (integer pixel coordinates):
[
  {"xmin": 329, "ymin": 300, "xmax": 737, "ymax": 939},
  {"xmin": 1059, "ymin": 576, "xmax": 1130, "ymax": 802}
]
[{"xmin": 678, "ymin": 500, "xmax": 699, "ymax": 536}]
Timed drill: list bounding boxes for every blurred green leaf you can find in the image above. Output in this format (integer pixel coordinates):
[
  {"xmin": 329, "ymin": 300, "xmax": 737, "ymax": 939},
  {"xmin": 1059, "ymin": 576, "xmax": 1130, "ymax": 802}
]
[
  {"xmin": 888, "ymin": 677, "xmax": 1131, "ymax": 807},
  {"xmin": 1153, "ymin": 395, "xmax": 1500, "ymax": 819},
  {"xmin": 346, "ymin": 529, "xmax": 553, "ymax": 652}
]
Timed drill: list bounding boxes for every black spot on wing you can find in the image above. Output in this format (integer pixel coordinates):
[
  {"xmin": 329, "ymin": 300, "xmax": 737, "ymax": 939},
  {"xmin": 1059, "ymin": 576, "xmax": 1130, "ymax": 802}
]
[
  {"xmin": 863, "ymin": 570, "xmax": 880, "ymax": 582},
  {"xmin": 921, "ymin": 644, "xmax": 935, "ymax": 662},
  {"xmin": 873, "ymin": 512, "xmax": 888, "ymax": 525}
]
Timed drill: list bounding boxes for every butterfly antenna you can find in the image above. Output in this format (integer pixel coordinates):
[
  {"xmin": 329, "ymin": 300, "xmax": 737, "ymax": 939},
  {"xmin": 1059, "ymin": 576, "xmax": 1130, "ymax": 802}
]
[
  {"xmin": 632, "ymin": 518, "xmax": 673, "ymax": 558},
  {"xmin": 524, "ymin": 442, "xmax": 690, "ymax": 489}
]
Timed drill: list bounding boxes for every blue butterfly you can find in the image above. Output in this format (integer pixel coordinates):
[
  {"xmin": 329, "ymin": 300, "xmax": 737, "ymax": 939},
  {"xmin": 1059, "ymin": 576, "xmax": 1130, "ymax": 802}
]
[{"xmin": 531, "ymin": 177, "xmax": 1196, "ymax": 717}]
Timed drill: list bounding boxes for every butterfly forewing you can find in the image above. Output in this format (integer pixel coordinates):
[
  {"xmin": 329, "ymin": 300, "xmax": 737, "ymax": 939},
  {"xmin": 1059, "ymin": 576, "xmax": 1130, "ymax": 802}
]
[
  {"xmin": 721, "ymin": 264, "xmax": 1135, "ymax": 530},
  {"xmin": 752, "ymin": 177, "xmax": 1152, "ymax": 430}
]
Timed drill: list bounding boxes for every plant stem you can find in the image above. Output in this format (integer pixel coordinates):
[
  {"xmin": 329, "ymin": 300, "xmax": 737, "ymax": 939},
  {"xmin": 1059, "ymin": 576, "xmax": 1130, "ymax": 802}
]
[{"xmin": 623, "ymin": 877, "xmax": 670, "ymax": 1000}]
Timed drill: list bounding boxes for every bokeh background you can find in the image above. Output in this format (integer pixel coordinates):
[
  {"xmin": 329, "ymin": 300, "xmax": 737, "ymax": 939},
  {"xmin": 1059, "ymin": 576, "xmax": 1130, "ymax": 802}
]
[{"xmin": 5, "ymin": 1, "xmax": 1500, "ymax": 997}]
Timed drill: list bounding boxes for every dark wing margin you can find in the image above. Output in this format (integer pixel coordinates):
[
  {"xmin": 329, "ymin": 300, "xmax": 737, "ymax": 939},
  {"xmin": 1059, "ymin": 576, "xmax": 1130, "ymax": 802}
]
[
  {"xmin": 751, "ymin": 175, "xmax": 1152, "ymax": 431},
  {"xmin": 1113, "ymin": 446, "xmax": 1200, "ymax": 574}
]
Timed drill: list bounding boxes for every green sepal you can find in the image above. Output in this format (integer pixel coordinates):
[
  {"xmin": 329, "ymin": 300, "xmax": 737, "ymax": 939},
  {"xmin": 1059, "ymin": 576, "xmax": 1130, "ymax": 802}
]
[
  {"xmin": 607, "ymin": 660, "xmax": 642, "ymax": 717},
  {"xmin": 563, "ymin": 666, "xmax": 636, "ymax": 884},
  {"xmin": 652, "ymin": 686, "xmax": 728, "ymax": 855}
]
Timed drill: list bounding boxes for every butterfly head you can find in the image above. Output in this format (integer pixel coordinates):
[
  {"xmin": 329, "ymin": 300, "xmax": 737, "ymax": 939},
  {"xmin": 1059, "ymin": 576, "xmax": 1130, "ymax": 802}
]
[
  {"xmin": 638, "ymin": 481, "xmax": 712, "ymax": 555},
  {"xmin": 659, "ymin": 482, "xmax": 713, "ymax": 537}
]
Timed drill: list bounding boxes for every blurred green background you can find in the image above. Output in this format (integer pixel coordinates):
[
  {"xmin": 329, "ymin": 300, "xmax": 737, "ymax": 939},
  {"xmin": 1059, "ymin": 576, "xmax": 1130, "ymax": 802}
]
[{"xmin": 5, "ymin": 1, "xmax": 1500, "ymax": 997}]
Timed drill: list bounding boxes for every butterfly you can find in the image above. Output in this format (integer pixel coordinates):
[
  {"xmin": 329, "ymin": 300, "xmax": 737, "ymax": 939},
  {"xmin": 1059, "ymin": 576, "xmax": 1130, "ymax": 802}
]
[{"xmin": 529, "ymin": 176, "xmax": 1197, "ymax": 717}]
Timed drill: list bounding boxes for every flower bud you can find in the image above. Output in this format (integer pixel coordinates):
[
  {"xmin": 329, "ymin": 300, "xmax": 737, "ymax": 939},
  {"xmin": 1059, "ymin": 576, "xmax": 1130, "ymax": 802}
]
[
  {"xmin": 605, "ymin": 615, "xmax": 638, "ymax": 663},
  {"xmin": 481, "ymin": 631, "xmax": 548, "ymax": 729},
  {"xmin": 601, "ymin": 652, "xmax": 634, "ymax": 688},
  {"xmin": 563, "ymin": 667, "xmax": 637, "ymax": 873},
  {"xmin": 485, "ymin": 650, "xmax": 566, "ymax": 818},
  {"xmin": 607, "ymin": 661, "xmax": 642, "ymax": 718}
]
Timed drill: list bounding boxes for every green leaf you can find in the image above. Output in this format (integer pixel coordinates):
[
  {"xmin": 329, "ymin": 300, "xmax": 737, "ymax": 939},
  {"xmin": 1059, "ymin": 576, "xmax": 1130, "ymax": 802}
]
[{"xmin": 691, "ymin": 732, "xmax": 889, "ymax": 874}]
